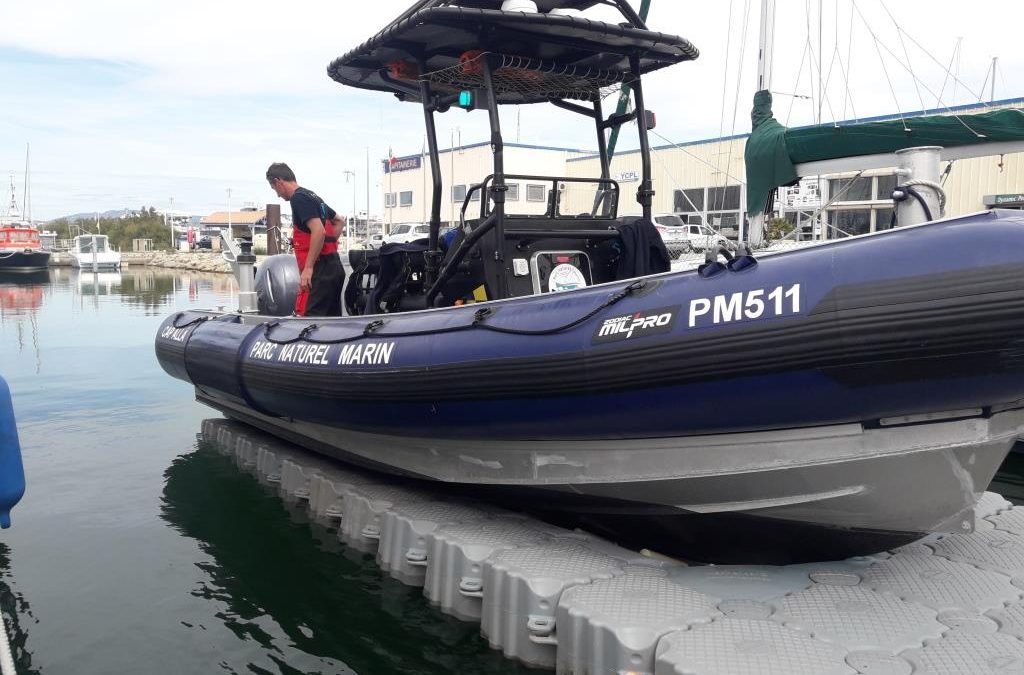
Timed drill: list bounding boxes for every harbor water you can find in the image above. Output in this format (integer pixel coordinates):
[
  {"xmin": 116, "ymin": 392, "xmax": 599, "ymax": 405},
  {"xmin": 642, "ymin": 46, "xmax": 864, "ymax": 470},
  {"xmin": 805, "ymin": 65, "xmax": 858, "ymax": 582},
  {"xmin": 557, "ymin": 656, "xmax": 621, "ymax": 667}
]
[
  {"xmin": 3, "ymin": 267, "xmax": 1024, "ymax": 674},
  {"xmin": 0, "ymin": 268, "xmax": 531, "ymax": 675}
]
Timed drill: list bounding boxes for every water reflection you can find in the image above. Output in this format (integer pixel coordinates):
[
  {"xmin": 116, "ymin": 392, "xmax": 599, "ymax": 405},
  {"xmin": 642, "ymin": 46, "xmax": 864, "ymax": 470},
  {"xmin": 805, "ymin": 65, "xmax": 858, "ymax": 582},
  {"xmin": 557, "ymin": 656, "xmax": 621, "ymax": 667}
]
[
  {"xmin": 0, "ymin": 275, "xmax": 46, "ymax": 315},
  {"xmin": 0, "ymin": 272, "xmax": 49, "ymax": 374},
  {"xmin": 0, "ymin": 543, "xmax": 40, "ymax": 675},
  {"xmin": 160, "ymin": 435, "xmax": 529, "ymax": 675},
  {"xmin": 75, "ymin": 269, "xmax": 121, "ymax": 298}
]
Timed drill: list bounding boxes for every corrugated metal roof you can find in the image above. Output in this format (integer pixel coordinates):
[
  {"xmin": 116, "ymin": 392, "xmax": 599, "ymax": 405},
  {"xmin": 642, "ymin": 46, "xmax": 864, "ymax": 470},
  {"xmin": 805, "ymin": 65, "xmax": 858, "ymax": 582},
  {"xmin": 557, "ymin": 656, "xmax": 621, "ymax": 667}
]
[{"xmin": 201, "ymin": 210, "xmax": 265, "ymax": 225}]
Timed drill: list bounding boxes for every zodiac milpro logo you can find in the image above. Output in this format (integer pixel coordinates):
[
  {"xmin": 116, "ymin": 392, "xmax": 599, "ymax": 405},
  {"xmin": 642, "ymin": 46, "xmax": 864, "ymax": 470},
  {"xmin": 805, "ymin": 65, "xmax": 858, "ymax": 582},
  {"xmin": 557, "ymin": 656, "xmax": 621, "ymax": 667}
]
[{"xmin": 593, "ymin": 306, "xmax": 679, "ymax": 343}]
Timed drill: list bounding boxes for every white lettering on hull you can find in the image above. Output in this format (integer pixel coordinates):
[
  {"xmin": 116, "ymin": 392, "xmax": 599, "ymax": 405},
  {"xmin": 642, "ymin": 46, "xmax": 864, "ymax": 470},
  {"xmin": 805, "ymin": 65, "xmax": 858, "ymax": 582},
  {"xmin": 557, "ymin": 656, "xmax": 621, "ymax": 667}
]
[
  {"xmin": 689, "ymin": 283, "xmax": 801, "ymax": 328},
  {"xmin": 337, "ymin": 342, "xmax": 395, "ymax": 366},
  {"xmin": 160, "ymin": 325, "xmax": 192, "ymax": 343},
  {"xmin": 246, "ymin": 338, "xmax": 396, "ymax": 367}
]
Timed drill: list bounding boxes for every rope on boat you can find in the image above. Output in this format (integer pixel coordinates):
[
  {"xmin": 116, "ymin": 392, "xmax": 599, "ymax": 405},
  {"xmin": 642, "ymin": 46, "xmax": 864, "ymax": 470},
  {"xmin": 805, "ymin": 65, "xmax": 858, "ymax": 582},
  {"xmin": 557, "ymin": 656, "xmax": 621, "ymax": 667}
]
[
  {"xmin": 171, "ymin": 313, "xmax": 210, "ymax": 330},
  {"xmin": 902, "ymin": 178, "xmax": 947, "ymax": 215},
  {"xmin": 261, "ymin": 280, "xmax": 648, "ymax": 346}
]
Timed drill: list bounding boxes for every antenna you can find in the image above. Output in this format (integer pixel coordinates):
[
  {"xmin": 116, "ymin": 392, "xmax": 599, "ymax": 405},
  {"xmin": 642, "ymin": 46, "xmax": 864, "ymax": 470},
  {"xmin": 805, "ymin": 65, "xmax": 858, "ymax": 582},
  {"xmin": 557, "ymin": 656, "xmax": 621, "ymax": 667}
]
[{"xmin": 24, "ymin": 144, "xmax": 31, "ymax": 226}]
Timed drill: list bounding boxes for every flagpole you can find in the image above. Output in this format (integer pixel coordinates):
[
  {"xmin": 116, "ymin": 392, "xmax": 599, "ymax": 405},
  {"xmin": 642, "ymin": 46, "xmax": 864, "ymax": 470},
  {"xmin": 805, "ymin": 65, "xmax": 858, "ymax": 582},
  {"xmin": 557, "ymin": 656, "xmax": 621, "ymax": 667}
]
[{"xmin": 388, "ymin": 150, "xmax": 394, "ymax": 234}]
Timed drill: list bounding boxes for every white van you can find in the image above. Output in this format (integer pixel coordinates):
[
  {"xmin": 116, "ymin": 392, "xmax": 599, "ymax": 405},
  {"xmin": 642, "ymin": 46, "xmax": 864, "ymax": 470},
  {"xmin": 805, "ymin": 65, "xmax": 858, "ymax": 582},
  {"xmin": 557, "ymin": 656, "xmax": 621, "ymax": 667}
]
[
  {"xmin": 383, "ymin": 223, "xmax": 430, "ymax": 245},
  {"xmin": 654, "ymin": 214, "xmax": 735, "ymax": 253}
]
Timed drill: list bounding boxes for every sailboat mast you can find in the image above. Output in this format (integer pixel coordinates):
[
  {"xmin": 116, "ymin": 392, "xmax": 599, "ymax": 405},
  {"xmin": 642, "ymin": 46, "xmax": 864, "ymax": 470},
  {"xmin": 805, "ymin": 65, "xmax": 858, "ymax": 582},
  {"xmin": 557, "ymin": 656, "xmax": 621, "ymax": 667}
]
[
  {"xmin": 756, "ymin": 0, "xmax": 775, "ymax": 92},
  {"xmin": 24, "ymin": 144, "xmax": 31, "ymax": 226},
  {"xmin": 748, "ymin": 0, "xmax": 776, "ymax": 247},
  {"xmin": 990, "ymin": 57, "xmax": 998, "ymax": 104}
]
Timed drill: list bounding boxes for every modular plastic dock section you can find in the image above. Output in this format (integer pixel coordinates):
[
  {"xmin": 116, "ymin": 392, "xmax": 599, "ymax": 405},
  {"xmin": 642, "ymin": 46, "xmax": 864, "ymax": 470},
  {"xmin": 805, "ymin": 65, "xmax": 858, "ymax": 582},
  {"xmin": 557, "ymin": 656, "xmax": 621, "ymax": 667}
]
[{"xmin": 200, "ymin": 419, "xmax": 1024, "ymax": 674}]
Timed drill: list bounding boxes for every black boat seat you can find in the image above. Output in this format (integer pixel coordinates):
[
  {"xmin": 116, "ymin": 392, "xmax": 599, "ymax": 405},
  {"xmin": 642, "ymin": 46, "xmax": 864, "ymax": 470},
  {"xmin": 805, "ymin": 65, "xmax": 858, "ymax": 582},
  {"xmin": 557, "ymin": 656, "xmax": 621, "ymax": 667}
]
[{"xmin": 347, "ymin": 241, "xmax": 429, "ymax": 315}]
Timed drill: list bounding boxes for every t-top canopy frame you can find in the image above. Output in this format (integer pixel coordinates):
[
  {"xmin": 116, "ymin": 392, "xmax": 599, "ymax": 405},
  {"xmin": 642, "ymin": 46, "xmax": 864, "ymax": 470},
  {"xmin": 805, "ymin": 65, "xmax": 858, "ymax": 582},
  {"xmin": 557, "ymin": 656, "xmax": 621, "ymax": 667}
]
[
  {"xmin": 329, "ymin": 1, "xmax": 699, "ymax": 298},
  {"xmin": 328, "ymin": 1, "xmax": 697, "ymax": 105}
]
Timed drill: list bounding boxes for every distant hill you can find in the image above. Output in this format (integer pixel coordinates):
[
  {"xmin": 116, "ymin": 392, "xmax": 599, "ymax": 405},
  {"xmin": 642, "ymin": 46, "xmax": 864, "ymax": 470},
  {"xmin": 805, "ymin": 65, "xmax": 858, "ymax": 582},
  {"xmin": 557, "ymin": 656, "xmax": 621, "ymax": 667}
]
[{"xmin": 50, "ymin": 209, "xmax": 142, "ymax": 223}]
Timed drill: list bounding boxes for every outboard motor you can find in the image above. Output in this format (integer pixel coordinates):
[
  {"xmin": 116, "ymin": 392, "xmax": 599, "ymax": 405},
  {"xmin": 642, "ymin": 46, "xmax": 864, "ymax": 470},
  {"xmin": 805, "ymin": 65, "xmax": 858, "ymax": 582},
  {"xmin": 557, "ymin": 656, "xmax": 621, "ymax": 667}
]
[
  {"xmin": 0, "ymin": 375, "xmax": 25, "ymax": 528},
  {"xmin": 255, "ymin": 254, "xmax": 300, "ymax": 316}
]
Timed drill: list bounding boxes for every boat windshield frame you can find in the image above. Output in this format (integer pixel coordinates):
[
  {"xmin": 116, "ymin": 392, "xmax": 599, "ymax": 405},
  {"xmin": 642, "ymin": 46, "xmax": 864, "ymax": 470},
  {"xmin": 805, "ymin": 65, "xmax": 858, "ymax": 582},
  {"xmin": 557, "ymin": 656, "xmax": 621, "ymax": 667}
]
[{"xmin": 75, "ymin": 235, "xmax": 110, "ymax": 254}]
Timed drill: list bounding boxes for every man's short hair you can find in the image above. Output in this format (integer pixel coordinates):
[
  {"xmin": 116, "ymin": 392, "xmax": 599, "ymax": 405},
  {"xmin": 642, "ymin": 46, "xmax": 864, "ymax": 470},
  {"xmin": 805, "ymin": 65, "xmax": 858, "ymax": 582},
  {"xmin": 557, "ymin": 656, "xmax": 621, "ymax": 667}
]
[{"xmin": 266, "ymin": 163, "xmax": 296, "ymax": 183}]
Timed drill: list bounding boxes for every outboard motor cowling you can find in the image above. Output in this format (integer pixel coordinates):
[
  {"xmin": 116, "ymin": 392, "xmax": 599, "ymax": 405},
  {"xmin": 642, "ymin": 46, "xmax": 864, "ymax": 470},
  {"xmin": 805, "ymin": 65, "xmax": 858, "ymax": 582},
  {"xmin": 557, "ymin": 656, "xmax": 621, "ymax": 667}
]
[{"xmin": 255, "ymin": 254, "xmax": 300, "ymax": 316}]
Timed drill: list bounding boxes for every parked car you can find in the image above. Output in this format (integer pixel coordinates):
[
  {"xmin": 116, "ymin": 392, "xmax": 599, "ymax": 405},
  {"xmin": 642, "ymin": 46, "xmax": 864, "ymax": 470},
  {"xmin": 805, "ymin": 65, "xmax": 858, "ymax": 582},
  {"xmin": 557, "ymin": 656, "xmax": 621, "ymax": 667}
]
[
  {"xmin": 652, "ymin": 214, "xmax": 693, "ymax": 258},
  {"xmin": 195, "ymin": 236, "xmax": 213, "ymax": 250},
  {"xmin": 653, "ymin": 214, "xmax": 735, "ymax": 254},
  {"xmin": 364, "ymin": 233, "xmax": 385, "ymax": 249},
  {"xmin": 383, "ymin": 223, "xmax": 430, "ymax": 245}
]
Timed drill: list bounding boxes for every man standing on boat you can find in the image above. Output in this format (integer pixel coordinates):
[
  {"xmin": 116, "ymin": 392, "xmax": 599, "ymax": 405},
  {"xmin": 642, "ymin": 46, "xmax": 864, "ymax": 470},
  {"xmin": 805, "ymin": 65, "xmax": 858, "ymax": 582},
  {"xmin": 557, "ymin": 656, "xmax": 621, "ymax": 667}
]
[{"xmin": 266, "ymin": 163, "xmax": 346, "ymax": 316}]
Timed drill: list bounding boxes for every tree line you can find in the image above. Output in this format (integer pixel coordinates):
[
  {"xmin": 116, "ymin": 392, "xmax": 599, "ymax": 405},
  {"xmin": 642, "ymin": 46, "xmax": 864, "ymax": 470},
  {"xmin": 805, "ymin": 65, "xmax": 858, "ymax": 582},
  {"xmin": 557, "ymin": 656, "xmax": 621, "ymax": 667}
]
[{"xmin": 49, "ymin": 207, "xmax": 176, "ymax": 251}]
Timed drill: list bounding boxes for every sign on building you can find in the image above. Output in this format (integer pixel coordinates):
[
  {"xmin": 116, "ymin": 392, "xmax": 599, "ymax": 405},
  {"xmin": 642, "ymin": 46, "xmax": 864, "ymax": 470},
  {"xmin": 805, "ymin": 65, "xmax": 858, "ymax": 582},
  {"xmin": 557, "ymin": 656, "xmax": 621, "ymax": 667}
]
[
  {"xmin": 984, "ymin": 193, "xmax": 1024, "ymax": 207},
  {"xmin": 383, "ymin": 156, "xmax": 423, "ymax": 174}
]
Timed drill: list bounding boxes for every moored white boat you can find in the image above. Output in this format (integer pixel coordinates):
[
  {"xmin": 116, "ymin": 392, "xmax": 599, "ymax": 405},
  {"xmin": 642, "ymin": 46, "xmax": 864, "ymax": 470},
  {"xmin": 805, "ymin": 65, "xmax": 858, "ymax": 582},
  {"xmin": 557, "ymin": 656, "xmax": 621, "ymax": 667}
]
[{"xmin": 70, "ymin": 234, "xmax": 121, "ymax": 271}]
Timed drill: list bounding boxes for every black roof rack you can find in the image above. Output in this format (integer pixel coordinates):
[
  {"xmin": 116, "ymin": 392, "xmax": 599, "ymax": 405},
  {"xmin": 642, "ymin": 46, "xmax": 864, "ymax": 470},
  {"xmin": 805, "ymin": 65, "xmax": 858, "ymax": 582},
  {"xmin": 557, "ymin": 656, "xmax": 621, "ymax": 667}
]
[{"xmin": 328, "ymin": 3, "xmax": 698, "ymax": 104}]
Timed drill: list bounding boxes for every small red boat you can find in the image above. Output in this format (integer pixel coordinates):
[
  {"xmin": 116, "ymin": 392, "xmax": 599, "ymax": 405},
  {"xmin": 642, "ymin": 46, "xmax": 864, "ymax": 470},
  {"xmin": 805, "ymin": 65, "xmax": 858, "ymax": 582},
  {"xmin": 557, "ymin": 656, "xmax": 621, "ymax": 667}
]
[{"xmin": 0, "ymin": 225, "xmax": 50, "ymax": 273}]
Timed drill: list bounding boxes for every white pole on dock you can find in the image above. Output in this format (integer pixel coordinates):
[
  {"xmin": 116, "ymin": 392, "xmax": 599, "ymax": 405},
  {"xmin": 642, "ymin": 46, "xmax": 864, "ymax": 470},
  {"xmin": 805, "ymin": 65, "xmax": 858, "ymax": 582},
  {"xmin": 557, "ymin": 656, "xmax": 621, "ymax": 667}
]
[{"xmin": 167, "ymin": 196, "xmax": 175, "ymax": 248}]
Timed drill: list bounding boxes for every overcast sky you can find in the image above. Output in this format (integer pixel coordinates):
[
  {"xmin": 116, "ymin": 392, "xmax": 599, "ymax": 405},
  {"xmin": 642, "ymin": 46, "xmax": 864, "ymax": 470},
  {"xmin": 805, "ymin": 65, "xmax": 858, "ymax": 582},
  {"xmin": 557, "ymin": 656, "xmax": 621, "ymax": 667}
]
[{"xmin": 1, "ymin": 0, "xmax": 1021, "ymax": 220}]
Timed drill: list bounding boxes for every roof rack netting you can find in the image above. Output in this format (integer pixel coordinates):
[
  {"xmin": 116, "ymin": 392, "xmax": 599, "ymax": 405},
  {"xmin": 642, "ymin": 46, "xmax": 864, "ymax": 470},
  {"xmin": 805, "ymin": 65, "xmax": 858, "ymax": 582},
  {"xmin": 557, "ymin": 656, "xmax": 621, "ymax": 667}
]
[{"xmin": 418, "ymin": 52, "xmax": 637, "ymax": 102}]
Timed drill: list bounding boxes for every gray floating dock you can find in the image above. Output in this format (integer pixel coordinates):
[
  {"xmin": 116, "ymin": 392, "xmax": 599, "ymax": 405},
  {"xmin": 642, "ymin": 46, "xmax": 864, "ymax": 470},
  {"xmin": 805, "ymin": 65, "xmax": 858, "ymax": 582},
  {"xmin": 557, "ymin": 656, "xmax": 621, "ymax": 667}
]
[{"xmin": 200, "ymin": 419, "xmax": 1024, "ymax": 674}]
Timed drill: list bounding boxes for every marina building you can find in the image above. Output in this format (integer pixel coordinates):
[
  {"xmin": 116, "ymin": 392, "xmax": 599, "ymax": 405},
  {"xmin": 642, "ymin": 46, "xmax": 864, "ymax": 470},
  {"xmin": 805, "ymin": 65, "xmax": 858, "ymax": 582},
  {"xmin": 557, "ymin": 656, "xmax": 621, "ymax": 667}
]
[
  {"xmin": 199, "ymin": 206, "xmax": 294, "ymax": 251},
  {"xmin": 382, "ymin": 97, "xmax": 1024, "ymax": 241},
  {"xmin": 381, "ymin": 141, "xmax": 587, "ymax": 230}
]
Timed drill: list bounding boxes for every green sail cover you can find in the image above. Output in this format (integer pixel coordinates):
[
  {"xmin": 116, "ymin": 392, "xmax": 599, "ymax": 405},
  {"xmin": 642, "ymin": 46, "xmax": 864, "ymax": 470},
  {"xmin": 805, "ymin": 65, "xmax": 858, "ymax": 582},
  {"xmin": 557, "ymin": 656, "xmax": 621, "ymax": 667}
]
[
  {"xmin": 744, "ymin": 90, "xmax": 1024, "ymax": 216},
  {"xmin": 744, "ymin": 90, "xmax": 799, "ymax": 216}
]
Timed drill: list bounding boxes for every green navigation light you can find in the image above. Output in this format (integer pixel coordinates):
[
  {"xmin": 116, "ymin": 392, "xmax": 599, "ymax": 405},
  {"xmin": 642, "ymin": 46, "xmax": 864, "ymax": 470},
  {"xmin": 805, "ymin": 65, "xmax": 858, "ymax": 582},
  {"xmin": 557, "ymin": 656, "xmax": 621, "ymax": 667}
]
[{"xmin": 458, "ymin": 90, "xmax": 474, "ymax": 109}]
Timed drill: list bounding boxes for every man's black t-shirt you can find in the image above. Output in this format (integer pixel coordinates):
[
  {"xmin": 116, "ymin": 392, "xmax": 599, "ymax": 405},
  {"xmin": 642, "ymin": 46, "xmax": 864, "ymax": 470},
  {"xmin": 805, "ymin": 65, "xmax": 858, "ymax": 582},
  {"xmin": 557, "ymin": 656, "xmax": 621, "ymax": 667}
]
[{"xmin": 290, "ymin": 187, "xmax": 336, "ymax": 233}]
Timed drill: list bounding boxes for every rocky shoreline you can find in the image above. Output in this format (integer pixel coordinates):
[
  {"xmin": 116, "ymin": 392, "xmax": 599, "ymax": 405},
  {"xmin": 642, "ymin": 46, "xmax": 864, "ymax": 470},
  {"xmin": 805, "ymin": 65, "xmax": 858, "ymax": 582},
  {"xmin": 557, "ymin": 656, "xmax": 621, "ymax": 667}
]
[{"xmin": 50, "ymin": 251, "xmax": 262, "ymax": 274}]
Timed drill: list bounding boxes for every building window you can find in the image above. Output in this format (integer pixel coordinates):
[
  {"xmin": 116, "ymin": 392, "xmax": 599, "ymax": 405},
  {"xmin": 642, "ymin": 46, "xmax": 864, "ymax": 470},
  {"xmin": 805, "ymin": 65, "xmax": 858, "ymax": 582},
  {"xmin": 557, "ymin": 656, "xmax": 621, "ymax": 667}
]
[
  {"xmin": 507, "ymin": 183, "xmax": 520, "ymax": 201},
  {"xmin": 707, "ymin": 212, "xmax": 739, "ymax": 231},
  {"xmin": 674, "ymin": 188, "xmax": 704, "ymax": 213},
  {"xmin": 830, "ymin": 209, "xmax": 871, "ymax": 236},
  {"xmin": 829, "ymin": 177, "xmax": 872, "ymax": 202},
  {"xmin": 706, "ymin": 185, "xmax": 741, "ymax": 211},
  {"xmin": 452, "ymin": 185, "xmax": 467, "ymax": 202},
  {"xmin": 384, "ymin": 192, "xmax": 396, "ymax": 208},
  {"xmin": 526, "ymin": 184, "xmax": 546, "ymax": 202},
  {"xmin": 875, "ymin": 174, "xmax": 898, "ymax": 201},
  {"xmin": 875, "ymin": 207, "xmax": 896, "ymax": 230},
  {"xmin": 399, "ymin": 191, "xmax": 413, "ymax": 207},
  {"xmin": 469, "ymin": 187, "xmax": 481, "ymax": 202}
]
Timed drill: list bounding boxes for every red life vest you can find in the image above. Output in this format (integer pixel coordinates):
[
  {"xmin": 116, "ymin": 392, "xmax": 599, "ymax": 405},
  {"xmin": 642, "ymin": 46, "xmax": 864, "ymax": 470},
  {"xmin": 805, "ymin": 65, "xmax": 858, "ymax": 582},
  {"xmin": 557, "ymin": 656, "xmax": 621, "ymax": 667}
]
[
  {"xmin": 292, "ymin": 210, "xmax": 340, "ymax": 316},
  {"xmin": 292, "ymin": 219, "xmax": 339, "ymax": 267}
]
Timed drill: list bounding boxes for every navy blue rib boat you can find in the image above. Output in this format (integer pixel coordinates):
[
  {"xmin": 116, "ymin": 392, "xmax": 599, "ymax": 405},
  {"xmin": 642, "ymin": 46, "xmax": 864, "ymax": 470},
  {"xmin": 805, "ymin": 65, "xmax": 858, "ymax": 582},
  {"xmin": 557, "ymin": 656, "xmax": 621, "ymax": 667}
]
[{"xmin": 156, "ymin": 0, "xmax": 1024, "ymax": 563}]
